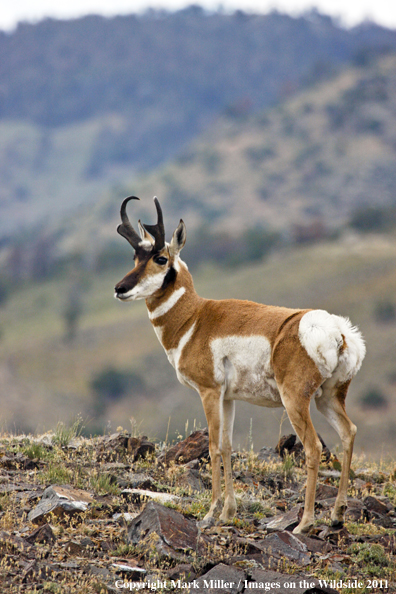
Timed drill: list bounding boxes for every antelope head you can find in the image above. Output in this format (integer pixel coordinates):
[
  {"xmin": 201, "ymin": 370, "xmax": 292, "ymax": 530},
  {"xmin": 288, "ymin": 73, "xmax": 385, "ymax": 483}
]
[{"xmin": 114, "ymin": 196, "xmax": 186, "ymax": 301}]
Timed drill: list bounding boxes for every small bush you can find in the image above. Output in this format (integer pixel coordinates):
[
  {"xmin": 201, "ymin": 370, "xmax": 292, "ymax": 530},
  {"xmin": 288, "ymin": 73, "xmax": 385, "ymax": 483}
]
[
  {"xmin": 23, "ymin": 442, "xmax": 48, "ymax": 460},
  {"xmin": 360, "ymin": 388, "xmax": 388, "ymax": 410},
  {"xmin": 0, "ymin": 278, "xmax": 9, "ymax": 307},
  {"xmin": 90, "ymin": 472, "xmax": 120, "ymax": 495},
  {"xmin": 349, "ymin": 206, "xmax": 389, "ymax": 233},
  {"xmin": 91, "ymin": 368, "xmax": 146, "ymax": 414},
  {"xmin": 374, "ymin": 301, "xmax": 396, "ymax": 323},
  {"xmin": 43, "ymin": 462, "xmax": 74, "ymax": 485},
  {"xmin": 53, "ymin": 415, "xmax": 84, "ymax": 447},
  {"xmin": 242, "ymin": 227, "xmax": 280, "ymax": 263},
  {"xmin": 282, "ymin": 452, "xmax": 295, "ymax": 479},
  {"xmin": 347, "ymin": 542, "xmax": 390, "ymax": 576},
  {"xmin": 91, "ymin": 367, "xmax": 145, "ymax": 400}
]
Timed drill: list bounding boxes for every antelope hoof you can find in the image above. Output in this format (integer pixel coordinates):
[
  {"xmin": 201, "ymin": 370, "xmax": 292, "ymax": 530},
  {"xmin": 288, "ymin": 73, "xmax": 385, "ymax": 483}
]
[
  {"xmin": 198, "ymin": 515, "xmax": 216, "ymax": 529},
  {"xmin": 219, "ymin": 503, "xmax": 236, "ymax": 524},
  {"xmin": 218, "ymin": 513, "xmax": 234, "ymax": 525},
  {"xmin": 331, "ymin": 504, "xmax": 347, "ymax": 527},
  {"xmin": 293, "ymin": 520, "xmax": 314, "ymax": 534}
]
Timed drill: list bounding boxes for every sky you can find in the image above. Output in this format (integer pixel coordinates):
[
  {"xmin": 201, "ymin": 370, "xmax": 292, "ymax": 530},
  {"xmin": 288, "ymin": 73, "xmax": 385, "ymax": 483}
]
[{"xmin": 2, "ymin": 0, "xmax": 396, "ymax": 31}]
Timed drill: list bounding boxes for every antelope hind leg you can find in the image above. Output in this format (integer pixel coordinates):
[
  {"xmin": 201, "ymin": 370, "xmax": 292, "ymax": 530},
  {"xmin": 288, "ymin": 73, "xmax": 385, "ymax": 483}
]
[
  {"xmin": 280, "ymin": 387, "xmax": 323, "ymax": 534},
  {"xmin": 315, "ymin": 380, "xmax": 356, "ymax": 527}
]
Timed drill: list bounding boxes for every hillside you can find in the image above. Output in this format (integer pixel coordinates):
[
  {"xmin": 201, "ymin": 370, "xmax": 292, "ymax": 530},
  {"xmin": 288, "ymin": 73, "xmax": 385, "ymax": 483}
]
[
  {"xmin": 127, "ymin": 53, "xmax": 396, "ymax": 237},
  {"xmin": 2, "ymin": 9, "xmax": 395, "ymax": 128},
  {"xmin": 5, "ymin": 52, "xmax": 396, "ymax": 273},
  {"xmin": 1, "ymin": 233, "xmax": 395, "ymax": 457},
  {"xmin": 2, "ymin": 9, "xmax": 396, "ymax": 239}
]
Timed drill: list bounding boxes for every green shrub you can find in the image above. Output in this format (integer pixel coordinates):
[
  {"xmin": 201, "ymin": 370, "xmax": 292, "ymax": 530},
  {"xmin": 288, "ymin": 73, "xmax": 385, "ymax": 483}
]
[
  {"xmin": 53, "ymin": 415, "xmax": 84, "ymax": 447},
  {"xmin": 347, "ymin": 542, "xmax": 390, "ymax": 576},
  {"xmin": 360, "ymin": 388, "xmax": 388, "ymax": 410},
  {"xmin": 374, "ymin": 301, "xmax": 396, "ymax": 323},
  {"xmin": 0, "ymin": 278, "xmax": 9, "ymax": 307},
  {"xmin": 91, "ymin": 367, "xmax": 145, "ymax": 402},
  {"xmin": 349, "ymin": 206, "xmax": 388, "ymax": 233}
]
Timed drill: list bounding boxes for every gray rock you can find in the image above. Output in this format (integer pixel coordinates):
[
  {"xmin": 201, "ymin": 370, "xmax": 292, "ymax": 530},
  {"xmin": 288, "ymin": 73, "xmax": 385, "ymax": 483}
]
[
  {"xmin": 195, "ymin": 563, "xmax": 245, "ymax": 593},
  {"xmin": 112, "ymin": 512, "xmax": 138, "ymax": 524},
  {"xmin": 121, "ymin": 489, "xmax": 180, "ymax": 505},
  {"xmin": 254, "ymin": 531, "xmax": 311, "ymax": 567},
  {"xmin": 158, "ymin": 429, "xmax": 209, "ymax": 465},
  {"xmin": 176, "ymin": 468, "xmax": 206, "ymax": 493},
  {"xmin": 128, "ymin": 500, "xmax": 203, "ymax": 561},
  {"xmin": 316, "ymin": 483, "xmax": 339, "ymax": 500},
  {"xmin": 21, "ymin": 559, "xmax": 37, "ymax": 583},
  {"xmin": 124, "ymin": 473, "xmax": 155, "ymax": 490},
  {"xmin": 28, "ymin": 484, "xmax": 93, "ymax": 524},
  {"xmin": 318, "ymin": 469, "xmax": 341, "ymax": 479},
  {"xmin": 0, "ymin": 530, "xmax": 35, "ymax": 554},
  {"xmin": 165, "ymin": 563, "xmax": 196, "ymax": 580},
  {"xmin": 88, "ymin": 564, "xmax": 111, "ymax": 579},
  {"xmin": 363, "ymin": 495, "xmax": 391, "ymax": 515},
  {"xmin": 97, "ymin": 433, "xmax": 155, "ymax": 462},
  {"xmin": 184, "ymin": 459, "xmax": 201, "ymax": 470},
  {"xmin": 266, "ymin": 506, "xmax": 303, "ymax": 533},
  {"xmin": 64, "ymin": 540, "xmax": 85, "ymax": 555},
  {"xmin": 293, "ymin": 533, "xmax": 332, "ymax": 555},
  {"xmin": 41, "ymin": 484, "xmax": 93, "ymax": 504},
  {"xmin": 257, "ymin": 446, "xmax": 279, "ymax": 463},
  {"xmin": 25, "ymin": 523, "xmax": 56, "ymax": 545},
  {"xmin": 111, "ymin": 563, "xmax": 146, "ymax": 576}
]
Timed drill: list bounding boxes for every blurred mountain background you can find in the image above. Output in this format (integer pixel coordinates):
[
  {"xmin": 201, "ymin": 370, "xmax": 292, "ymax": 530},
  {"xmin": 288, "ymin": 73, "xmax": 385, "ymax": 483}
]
[{"xmin": 1, "ymin": 7, "xmax": 396, "ymax": 455}]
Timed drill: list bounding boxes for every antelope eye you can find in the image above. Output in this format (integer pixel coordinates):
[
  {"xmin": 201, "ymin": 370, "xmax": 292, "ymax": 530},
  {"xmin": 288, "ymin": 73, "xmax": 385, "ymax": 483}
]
[{"xmin": 154, "ymin": 256, "xmax": 168, "ymax": 266}]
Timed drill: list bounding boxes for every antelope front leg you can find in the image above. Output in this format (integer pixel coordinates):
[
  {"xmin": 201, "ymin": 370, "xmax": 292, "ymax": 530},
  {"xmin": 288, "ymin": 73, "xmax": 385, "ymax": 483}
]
[
  {"xmin": 219, "ymin": 399, "xmax": 236, "ymax": 523},
  {"xmin": 199, "ymin": 388, "xmax": 223, "ymax": 527}
]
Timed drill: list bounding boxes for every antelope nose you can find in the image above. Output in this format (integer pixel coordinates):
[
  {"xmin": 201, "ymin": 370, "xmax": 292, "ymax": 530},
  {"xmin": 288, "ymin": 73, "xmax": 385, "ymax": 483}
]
[{"xmin": 115, "ymin": 282, "xmax": 128, "ymax": 295}]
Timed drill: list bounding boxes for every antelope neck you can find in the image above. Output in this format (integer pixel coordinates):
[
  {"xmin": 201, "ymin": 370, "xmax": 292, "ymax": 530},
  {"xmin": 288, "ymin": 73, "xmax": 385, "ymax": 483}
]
[{"xmin": 145, "ymin": 266, "xmax": 202, "ymax": 350}]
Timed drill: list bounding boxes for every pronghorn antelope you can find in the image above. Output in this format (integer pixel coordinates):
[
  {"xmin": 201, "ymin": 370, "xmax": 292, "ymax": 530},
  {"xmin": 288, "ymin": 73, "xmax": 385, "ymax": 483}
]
[{"xmin": 114, "ymin": 196, "xmax": 366, "ymax": 534}]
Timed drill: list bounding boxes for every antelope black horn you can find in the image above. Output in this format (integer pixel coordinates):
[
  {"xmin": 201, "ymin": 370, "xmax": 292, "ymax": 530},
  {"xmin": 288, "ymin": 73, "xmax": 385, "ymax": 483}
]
[
  {"xmin": 143, "ymin": 197, "xmax": 165, "ymax": 251},
  {"xmin": 117, "ymin": 196, "xmax": 142, "ymax": 249}
]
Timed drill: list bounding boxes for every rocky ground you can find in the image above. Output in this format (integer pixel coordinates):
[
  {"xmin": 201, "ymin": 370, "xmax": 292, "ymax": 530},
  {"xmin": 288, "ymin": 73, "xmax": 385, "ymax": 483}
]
[{"xmin": 0, "ymin": 425, "xmax": 395, "ymax": 594}]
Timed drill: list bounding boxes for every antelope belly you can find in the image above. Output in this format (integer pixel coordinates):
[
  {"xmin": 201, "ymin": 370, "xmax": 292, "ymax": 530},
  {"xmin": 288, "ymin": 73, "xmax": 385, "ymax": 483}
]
[{"xmin": 210, "ymin": 335, "xmax": 282, "ymax": 407}]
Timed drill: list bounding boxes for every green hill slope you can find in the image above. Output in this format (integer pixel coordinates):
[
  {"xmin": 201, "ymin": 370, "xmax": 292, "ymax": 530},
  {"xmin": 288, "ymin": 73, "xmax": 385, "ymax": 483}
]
[
  {"xmin": 1, "ymin": 234, "xmax": 395, "ymax": 457},
  {"xmin": 2, "ymin": 47, "xmax": 396, "ymax": 247},
  {"xmin": 43, "ymin": 53, "xmax": 396, "ymax": 267},
  {"xmin": 129, "ymin": 54, "xmax": 396, "ymax": 237}
]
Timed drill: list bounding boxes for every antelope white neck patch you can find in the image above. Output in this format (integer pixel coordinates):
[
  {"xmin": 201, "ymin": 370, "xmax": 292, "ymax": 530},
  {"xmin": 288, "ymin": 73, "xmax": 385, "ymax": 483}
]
[
  {"xmin": 167, "ymin": 321, "xmax": 197, "ymax": 372},
  {"xmin": 148, "ymin": 287, "xmax": 186, "ymax": 320}
]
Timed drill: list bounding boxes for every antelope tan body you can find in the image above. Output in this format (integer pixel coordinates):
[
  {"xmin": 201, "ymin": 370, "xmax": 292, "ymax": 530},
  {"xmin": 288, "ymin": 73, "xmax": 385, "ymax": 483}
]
[{"xmin": 115, "ymin": 196, "xmax": 366, "ymax": 533}]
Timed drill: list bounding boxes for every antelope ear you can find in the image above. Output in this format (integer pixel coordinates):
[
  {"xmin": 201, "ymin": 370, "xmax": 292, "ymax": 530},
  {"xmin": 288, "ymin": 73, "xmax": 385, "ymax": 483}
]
[
  {"xmin": 169, "ymin": 220, "xmax": 186, "ymax": 256},
  {"xmin": 138, "ymin": 220, "xmax": 155, "ymax": 244}
]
